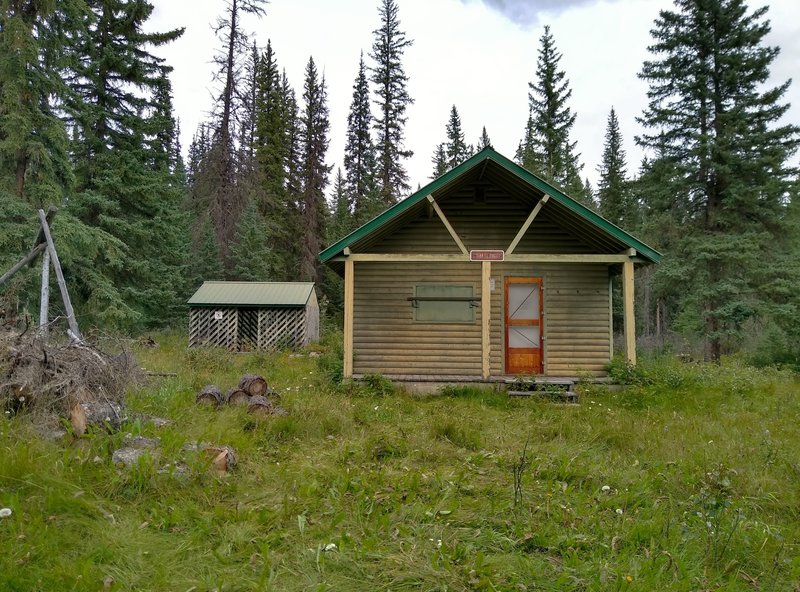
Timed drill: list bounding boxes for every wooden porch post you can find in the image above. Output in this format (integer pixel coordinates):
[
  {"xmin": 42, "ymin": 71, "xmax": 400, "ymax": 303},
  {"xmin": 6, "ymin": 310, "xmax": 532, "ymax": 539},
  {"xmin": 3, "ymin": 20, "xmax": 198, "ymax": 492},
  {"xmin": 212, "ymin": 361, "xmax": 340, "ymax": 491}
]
[
  {"xmin": 622, "ymin": 259, "xmax": 636, "ymax": 365},
  {"xmin": 481, "ymin": 261, "xmax": 491, "ymax": 379},
  {"xmin": 343, "ymin": 258, "xmax": 354, "ymax": 379}
]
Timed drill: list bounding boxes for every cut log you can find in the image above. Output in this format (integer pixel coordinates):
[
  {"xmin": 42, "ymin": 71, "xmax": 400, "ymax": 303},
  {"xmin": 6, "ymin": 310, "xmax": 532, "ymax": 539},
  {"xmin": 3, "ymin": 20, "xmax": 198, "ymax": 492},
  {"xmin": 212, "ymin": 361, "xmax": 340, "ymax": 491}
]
[
  {"xmin": 226, "ymin": 387, "xmax": 250, "ymax": 406},
  {"xmin": 204, "ymin": 444, "xmax": 237, "ymax": 472},
  {"xmin": 239, "ymin": 374, "xmax": 268, "ymax": 397},
  {"xmin": 70, "ymin": 400, "xmax": 128, "ymax": 433},
  {"xmin": 247, "ymin": 395, "xmax": 288, "ymax": 417},
  {"xmin": 247, "ymin": 395, "xmax": 274, "ymax": 416},
  {"xmin": 264, "ymin": 387, "xmax": 282, "ymax": 403},
  {"xmin": 69, "ymin": 403, "xmax": 87, "ymax": 436},
  {"xmin": 196, "ymin": 384, "xmax": 222, "ymax": 406}
]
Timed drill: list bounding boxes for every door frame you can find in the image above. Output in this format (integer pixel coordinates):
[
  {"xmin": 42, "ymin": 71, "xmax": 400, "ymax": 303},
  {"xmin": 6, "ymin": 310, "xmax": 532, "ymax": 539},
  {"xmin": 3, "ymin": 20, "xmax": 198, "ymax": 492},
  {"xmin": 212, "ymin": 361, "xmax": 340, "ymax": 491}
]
[{"xmin": 504, "ymin": 276, "xmax": 544, "ymax": 375}]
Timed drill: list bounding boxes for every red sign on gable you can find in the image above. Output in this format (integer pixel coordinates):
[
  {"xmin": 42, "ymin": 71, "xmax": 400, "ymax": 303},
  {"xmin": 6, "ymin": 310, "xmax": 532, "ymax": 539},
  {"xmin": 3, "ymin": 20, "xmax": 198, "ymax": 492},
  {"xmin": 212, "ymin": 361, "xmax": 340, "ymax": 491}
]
[{"xmin": 470, "ymin": 250, "xmax": 505, "ymax": 261}]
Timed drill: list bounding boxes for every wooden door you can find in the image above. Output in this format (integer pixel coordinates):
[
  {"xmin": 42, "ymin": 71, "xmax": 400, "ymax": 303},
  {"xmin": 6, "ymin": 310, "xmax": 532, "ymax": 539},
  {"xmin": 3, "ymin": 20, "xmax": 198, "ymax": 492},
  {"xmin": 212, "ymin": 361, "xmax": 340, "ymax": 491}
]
[{"xmin": 504, "ymin": 277, "xmax": 543, "ymax": 375}]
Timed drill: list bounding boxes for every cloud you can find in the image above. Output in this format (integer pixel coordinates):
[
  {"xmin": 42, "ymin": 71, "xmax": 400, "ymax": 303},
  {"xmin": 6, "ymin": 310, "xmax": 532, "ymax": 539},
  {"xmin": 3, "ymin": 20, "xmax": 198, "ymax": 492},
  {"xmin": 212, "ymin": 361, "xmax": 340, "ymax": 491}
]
[{"xmin": 460, "ymin": 0, "xmax": 598, "ymax": 27}]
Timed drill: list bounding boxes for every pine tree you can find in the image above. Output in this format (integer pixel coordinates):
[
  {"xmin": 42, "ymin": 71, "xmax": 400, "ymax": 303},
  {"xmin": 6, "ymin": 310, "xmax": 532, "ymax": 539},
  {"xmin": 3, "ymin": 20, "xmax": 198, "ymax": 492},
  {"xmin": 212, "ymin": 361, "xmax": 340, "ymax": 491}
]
[
  {"xmin": 525, "ymin": 25, "xmax": 586, "ymax": 202},
  {"xmin": 637, "ymin": 0, "xmax": 800, "ymax": 361},
  {"xmin": 444, "ymin": 105, "xmax": 472, "ymax": 168},
  {"xmin": 370, "ymin": 0, "xmax": 413, "ymax": 204},
  {"xmin": 344, "ymin": 51, "xmax": 378, "ymax": 225},
  {"xmin": 477, "ymin": 126, "xmax": 492, "ymax": 150},
  {"xmin": 298, "ymin": 57, "xmax": 331, "ymax": 284},
  {"xmin": 597, "ymin": 107, "xmax": 631, "ymax": 225}
]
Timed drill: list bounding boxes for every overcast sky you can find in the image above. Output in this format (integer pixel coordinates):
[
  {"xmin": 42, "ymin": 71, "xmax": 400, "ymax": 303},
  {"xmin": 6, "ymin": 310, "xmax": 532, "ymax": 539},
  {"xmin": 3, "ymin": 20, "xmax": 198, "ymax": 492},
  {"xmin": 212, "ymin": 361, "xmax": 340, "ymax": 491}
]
[{"xmin": 148, "ymin": 0, "xmax": 800, "ymax": 193}]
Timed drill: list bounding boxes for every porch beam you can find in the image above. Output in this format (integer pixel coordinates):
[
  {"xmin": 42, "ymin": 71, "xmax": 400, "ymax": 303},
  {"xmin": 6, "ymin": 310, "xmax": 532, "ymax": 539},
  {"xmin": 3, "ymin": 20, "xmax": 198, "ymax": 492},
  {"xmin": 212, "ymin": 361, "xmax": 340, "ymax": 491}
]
[
  {"xmin": 343, "ymin": 259, "xmax": 354, "ymax": 378},
  {"xmin": 481, "ymin": 261, "xmax": 491, "ymax": 379},
  {"xmin": 427, "ymin": 195, "xmax": 469, "ymax": 255},
  {"xmin": 336, "ymin": 253, "xmax": 634, "ymax": 263},
  {"xmin": 506, "ymin": 194, "xmax": 549, "ymax": 255},
  {"xmin": 622, "ymin": 259, "xmax": 636, "ymax": 365}
]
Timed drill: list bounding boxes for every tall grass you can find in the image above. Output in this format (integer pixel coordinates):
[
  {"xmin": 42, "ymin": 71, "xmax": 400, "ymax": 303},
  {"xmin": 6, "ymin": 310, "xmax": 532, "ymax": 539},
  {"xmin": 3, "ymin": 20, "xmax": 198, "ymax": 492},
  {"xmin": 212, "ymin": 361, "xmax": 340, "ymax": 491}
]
[{"xmin": 1, "ymin": 336, "xmax": 798, "ymax": 590}]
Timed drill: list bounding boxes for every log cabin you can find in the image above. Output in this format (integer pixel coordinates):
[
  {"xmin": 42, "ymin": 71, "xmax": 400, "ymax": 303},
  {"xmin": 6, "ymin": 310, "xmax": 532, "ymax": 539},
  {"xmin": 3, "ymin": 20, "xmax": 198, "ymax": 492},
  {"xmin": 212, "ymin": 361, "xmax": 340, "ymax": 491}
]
[{"xmin": 320, "ymin": 148, "xmax": 660, "ymax": 385}]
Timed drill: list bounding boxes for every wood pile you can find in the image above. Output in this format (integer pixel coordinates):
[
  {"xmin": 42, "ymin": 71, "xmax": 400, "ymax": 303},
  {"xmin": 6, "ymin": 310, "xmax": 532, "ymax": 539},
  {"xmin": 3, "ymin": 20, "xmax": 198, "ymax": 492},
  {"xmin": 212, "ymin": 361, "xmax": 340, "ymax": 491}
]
[
  {"xmin": 1, "ymin": 331, "xmax": 141, "ymax": 432},
  {"xmin": 195, "ymin": 373, "xmax": 286, "ymax": 416}
]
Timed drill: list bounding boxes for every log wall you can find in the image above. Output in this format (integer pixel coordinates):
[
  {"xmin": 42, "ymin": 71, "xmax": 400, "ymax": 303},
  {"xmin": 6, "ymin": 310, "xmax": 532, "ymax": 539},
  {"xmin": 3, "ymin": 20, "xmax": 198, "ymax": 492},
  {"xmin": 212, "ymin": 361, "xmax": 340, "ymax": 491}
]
[{"xmin": 352, "ymin": 186, "xmax": 612, "ymax": 377}]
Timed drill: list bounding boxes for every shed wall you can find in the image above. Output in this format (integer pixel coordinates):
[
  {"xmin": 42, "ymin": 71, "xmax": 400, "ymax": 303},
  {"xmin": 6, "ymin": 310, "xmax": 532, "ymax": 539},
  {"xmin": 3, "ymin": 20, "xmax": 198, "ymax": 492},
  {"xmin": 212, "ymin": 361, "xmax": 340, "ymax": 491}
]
[{"xmin": 189, "ymin": 306, "xmax": 315, "ymax": 351}]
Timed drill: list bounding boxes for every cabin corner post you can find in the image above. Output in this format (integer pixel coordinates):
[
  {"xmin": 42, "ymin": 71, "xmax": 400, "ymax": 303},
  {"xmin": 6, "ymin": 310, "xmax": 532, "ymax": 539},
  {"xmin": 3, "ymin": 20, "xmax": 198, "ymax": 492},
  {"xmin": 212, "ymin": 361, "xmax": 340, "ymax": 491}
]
[
  {"xmin": 343, "ymin": 258, "xmax": 355, "ymax": 379},
  {"xmin": 481, "ymin": 261, "xmax": 491, "ymax": 379},
  {"xmin": 622, "ymin": 259, "xmax": 636, "ymax": 366}
]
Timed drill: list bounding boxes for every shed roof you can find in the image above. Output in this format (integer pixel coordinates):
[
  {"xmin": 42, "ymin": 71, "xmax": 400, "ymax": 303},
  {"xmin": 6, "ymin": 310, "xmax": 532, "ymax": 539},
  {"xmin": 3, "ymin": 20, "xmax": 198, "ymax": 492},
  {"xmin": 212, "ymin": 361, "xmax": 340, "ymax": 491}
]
[
  {"xmin": 188, "ymin": 282, "xmax": 315, "ymax": 307},
  {"xmin": 319, "ymin": 147, "xmax": 661, "ymax": 264}
]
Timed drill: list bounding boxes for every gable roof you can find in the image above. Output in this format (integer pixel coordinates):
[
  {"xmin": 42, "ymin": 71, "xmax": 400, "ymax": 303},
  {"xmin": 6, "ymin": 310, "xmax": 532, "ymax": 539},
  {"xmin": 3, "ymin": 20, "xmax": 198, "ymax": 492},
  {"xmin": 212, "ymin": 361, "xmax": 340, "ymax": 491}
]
[
  {"xmin": 188, "ymin": 281, "xmax": 315, "ymax": 307},
  {"xmin": 319, "ymin": 147, "xmax": 661, "ymax": 264}
]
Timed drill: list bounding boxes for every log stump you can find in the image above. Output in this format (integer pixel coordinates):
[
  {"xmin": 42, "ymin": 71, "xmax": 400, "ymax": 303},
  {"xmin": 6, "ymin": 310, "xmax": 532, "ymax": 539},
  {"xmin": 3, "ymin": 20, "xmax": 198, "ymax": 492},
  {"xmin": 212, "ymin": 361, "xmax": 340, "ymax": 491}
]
[
  {"xmin": 196, "ymin": 384, "xmax": 222, "ymax": 406},
  {"xmin": 239, "ymin": 374, "xmax": 268, "ymax": 397},
  {"xmin": 226, "ymin": 387, "xmax": 250, "ymax": 406}
]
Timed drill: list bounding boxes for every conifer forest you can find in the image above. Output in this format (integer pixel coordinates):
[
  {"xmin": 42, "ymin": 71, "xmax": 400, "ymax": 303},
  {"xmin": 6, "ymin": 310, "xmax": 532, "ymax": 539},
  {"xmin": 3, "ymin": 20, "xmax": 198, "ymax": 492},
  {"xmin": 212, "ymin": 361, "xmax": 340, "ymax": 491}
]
[{"xmin": 1, "ymin": 0, "xmax": 799, "ymax": 366}]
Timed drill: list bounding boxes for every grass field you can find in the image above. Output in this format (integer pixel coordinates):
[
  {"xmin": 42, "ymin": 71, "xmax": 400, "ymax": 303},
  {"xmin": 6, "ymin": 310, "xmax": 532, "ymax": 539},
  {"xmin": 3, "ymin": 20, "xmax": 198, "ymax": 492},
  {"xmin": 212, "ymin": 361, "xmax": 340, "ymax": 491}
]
[{"xmin": 2, "ymin": 333, "xmax": 799, "ymax": 591}]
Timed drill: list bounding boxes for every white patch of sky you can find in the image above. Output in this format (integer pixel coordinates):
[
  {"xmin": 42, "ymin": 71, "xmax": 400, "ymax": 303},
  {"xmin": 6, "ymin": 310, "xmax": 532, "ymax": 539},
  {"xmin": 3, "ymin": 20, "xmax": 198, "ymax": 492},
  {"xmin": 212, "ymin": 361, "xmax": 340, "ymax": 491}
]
[{"xmin": 149, "ymin": 0, "xmax": 800, "ymax": 195}]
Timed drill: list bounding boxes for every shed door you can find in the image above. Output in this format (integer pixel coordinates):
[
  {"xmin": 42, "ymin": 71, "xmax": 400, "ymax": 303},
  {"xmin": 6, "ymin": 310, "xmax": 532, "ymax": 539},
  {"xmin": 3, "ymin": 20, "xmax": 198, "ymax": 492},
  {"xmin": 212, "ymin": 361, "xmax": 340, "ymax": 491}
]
[{"xmin": 504, "ymin": 277, "xmax": 543, "ymax": 375}]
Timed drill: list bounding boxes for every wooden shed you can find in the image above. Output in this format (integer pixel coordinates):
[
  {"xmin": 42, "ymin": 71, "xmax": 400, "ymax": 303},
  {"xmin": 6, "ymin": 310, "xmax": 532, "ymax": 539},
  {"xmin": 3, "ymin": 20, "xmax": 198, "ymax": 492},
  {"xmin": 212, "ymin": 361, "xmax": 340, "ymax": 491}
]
[
  {"xmin": 320, "ymin": 148, "xmax": 661, "ymax": 383},
  {"xmin": 188, "ymin": 281, "xmax": 319, "ymax": 351}
]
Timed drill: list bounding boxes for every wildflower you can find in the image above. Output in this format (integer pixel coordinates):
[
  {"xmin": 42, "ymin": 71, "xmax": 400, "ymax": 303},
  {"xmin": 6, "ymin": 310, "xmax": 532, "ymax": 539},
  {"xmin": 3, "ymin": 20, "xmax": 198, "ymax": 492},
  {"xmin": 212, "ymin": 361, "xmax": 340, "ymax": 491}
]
[
  {"xmin": 615, "ymin": 508, "xmax": 623, "ymax": 515},
  {"xmin": 601, "ymin": 485, "xmax": 611, "ymax": 492},
  {"xmin": 0, "ymin": 508, "xmax": 12, "ymax": 518},
  {"xmin": 625, "ymin": 575, "xmax": 633, "ymax": 583}
]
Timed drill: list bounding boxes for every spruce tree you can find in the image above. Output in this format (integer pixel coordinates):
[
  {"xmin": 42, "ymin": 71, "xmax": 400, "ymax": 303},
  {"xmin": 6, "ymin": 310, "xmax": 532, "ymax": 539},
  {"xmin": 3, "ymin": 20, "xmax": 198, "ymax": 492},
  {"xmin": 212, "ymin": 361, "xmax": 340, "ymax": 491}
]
[
  {"xmin": 370, "ymin": 0, "xmax": 413, "ymax": 204},
  {"xmin": 430, "ymin": 143, "xmax": 448, "ymax": 179},
  {"xmin": 477, "ymin": 126, "xmax": 492, "ymax": 150},
  {"xmin": 0, "ymin": 0, "xmax": 74, "ymax": 206},
  {"xmin": 229, "ymin": 198, "xmax": 277, "ymax": 281},
  {"xmin": 64, "ymin": 0, "xmax": 188, "ymax": 329},
  {"xmin": 203, "ymin": 0, "xmax": 265, "ymax": 260},
  {"xmin": 444, "ymin": 105, "xmax": 472, "ymax": 168},
  {"xmin": 344, "ymin": 52, "xmax": 378, "ymax": 225},
  {"xmin": 298, "ymin": 57, "xmax": 331, "ymax": 284},
  {"xmin": 525, "ymin": 25, "xmax": 586, "ymax": 202},
  {"xmin": 597, "ymin": 107, "xmax": 631, "ymax": 226},
  {"xmin": 328, "ymin": 168, "xmax": 351, "ymax": 242},
  {"xmin": 637, "ymin": 0, "xmax": 800, "ymax": 361}
]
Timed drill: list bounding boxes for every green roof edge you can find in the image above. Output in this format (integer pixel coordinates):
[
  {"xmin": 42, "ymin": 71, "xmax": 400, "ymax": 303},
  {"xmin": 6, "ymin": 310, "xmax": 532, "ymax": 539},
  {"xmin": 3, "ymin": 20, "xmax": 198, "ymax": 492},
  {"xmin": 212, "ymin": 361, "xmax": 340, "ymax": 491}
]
[{"xmin": 319, "ymin": 147, "xmax": 662, "ymax": 264}]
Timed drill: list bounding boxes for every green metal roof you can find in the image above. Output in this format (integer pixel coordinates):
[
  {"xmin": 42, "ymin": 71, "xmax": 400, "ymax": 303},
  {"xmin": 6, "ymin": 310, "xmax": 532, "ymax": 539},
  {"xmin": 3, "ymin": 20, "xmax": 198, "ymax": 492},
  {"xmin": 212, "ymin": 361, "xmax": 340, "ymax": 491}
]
[
  {"xmin": 319, "ymin": 147, "xmax": 662, "ymax": 264},
  {"xmin": 188, "ymin": 281, "xmax": 314, "ymax": 307}
]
